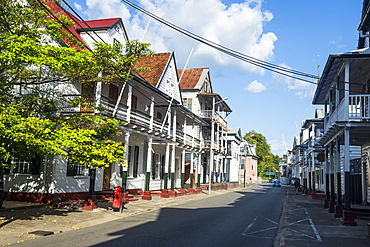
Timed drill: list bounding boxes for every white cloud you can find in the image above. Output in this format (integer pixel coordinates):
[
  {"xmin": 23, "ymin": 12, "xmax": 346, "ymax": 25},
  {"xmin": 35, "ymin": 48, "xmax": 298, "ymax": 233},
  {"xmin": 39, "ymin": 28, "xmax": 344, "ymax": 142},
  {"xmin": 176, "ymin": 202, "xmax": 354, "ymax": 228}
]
[
  {"xmin": 74, "ymin": 2, "xmax": 83, "ymax": 12},
  {"xmin": 85, "ymin": 0, "xmax": 131, "ymax": 20},
  {"xmin": 329, "ymin": 36, "xmax": 346, "ymax": 48},
  {"xmin": 272, "ymin": 63, "xmax": 316, "ymax": 99},
  {"xmin": 245, "ymin": 80, "xmax": 267, "ymax": 93},
  {"xmin": 269, "ymin": 139, "xmax": 288, "ymax": 156},
  {"xmin": 81, "ymin": 0, "xmax": 277, "ymax": 72}
]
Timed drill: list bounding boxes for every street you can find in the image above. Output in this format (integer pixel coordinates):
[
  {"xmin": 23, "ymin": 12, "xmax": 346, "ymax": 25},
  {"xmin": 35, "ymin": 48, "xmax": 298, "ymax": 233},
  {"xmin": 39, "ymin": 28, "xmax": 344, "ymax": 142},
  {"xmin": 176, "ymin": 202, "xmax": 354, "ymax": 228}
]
[{"xmin": 15, "ymin": 184, "xmax": 285, "ymax": 247}]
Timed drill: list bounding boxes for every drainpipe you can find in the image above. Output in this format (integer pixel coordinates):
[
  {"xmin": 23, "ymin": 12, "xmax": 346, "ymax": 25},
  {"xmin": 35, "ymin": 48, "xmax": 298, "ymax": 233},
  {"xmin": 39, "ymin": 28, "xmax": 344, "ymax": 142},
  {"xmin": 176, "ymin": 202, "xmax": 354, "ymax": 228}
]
[
  {"xmin": 359, "ymin": 30, "xmax": 370, "ymax": 38},
  {"xmin": 359, "ymin": 30, "xmax": 370, "ymax": 48}
]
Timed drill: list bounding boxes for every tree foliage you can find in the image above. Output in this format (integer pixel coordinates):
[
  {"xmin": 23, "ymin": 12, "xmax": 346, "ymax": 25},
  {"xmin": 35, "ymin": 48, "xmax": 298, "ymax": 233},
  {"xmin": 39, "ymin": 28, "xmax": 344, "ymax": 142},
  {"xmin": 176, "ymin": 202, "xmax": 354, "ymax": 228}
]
[
  {"xmin": 244, "ymin": 130, "xmax": 280, "ymax": 177},
  {"xmin": 0, "ymin": 0, "xmax": 152, "ymax": 169}
]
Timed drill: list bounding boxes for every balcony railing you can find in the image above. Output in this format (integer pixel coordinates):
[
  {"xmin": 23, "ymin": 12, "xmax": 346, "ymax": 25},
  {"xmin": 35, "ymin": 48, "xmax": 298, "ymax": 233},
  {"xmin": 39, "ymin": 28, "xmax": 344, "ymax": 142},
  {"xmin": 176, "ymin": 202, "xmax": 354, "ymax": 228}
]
[
  {"xmin": 61, "ymin": 94, "xmax": 169, "ymax": 133},
  {"xmin": 349, "ymin": 95, "xmax": 370, "ymax": 119},
  {"xmin": 199, "ymin": 110, "xmax": 228, "ymax": 129},
  {"xmin": 200, "ymin": 110, "xmax": 212, "ymax": 119},
  {"xmin": 60, "ymin": 95, "xmax": 206, "ymax": 145},
  {"xmin": 325, "ymin": 94, "xmax": 370, "ymax": 131}
]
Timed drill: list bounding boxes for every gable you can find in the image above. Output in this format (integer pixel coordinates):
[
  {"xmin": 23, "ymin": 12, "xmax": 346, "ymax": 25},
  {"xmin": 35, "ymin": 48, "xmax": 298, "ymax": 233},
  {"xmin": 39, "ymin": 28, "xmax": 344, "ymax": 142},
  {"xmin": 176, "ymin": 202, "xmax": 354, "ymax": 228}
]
[
  {"xmin": 157, "ymin": 54, "xmax": 181, "ymax": 103},
  {"xmin": 77, "ymin": 18, "xmax": 128, "ymax": 46},
  {"xmin": 136, "ymin": 53, "xmax": 181, "ymax": 103}
]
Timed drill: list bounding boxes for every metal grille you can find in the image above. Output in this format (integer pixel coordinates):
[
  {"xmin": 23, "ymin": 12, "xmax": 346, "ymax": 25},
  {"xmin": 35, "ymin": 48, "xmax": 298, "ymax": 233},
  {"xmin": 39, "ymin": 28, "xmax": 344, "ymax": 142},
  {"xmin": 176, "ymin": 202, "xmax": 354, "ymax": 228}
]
[{"xmin": 350, "ymin": 158, "xmax": 362, "ymax": 174}]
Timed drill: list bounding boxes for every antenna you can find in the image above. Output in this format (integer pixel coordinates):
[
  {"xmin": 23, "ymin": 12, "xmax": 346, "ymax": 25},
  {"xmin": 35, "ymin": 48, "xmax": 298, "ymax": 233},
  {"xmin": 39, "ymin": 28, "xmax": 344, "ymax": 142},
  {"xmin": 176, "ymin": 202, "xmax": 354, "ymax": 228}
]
[
  {"xmin": 295, "ymin": 121, "xmax": 300, "ymax": 134},
  {"xmin": 317, "ymin": 55, "xmax": 321, "ymax": 79},
  {"xmin": 282, "ymin": 134, "xmax": 288, "ymax": 151},
  {"xmin": 140, "ymin": 4, "xmax": 157, "ymax": 42}
]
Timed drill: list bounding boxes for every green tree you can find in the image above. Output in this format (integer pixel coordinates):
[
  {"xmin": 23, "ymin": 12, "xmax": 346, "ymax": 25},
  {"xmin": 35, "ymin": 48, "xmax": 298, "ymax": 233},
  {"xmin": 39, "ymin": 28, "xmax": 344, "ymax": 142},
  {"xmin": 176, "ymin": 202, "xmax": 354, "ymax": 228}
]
[
  {"xmin": 244, "ymin": 130, "xmax": 279, "ymax": 177},
  {"xmin": 0, "ymin": 0, "xmax": 152, "ymax": 168}
]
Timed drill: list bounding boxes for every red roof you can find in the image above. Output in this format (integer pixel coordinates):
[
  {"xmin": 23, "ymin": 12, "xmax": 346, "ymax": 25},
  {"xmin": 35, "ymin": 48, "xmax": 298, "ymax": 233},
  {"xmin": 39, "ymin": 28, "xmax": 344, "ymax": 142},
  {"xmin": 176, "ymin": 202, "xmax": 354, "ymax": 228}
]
[
  {"xmin": 45, "ymin": 1, "xmax": 121, "ymax": 50},
  {"xmin": 77, "ymin": 18, "xmax": 121, "ymax": 30},
  {"xmin": 135, "ymin": 53, "xmax": 172, "ymax": 87},
  {"xmin": 178, "ymin": 68, "xmax": 207, "ymax": 89}
]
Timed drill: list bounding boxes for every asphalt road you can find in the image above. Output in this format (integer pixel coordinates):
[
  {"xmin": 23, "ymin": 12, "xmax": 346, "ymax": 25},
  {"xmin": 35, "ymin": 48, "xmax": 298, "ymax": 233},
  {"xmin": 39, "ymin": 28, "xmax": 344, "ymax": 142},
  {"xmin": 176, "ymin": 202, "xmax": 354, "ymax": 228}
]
[{"xmin": 16, "ymin": 184, "xmax": 285, "ymax": 247}]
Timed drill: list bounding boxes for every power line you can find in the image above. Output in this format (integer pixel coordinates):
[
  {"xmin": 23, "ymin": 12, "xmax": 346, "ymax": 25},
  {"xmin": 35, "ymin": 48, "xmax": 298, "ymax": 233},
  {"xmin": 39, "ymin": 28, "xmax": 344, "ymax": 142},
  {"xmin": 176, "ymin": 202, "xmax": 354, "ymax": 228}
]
[
  {"xmin": 34, "ymin": 0, "xmax": 200, "ymax": 124},
  {"xmin": 121, "ymin": 1, "xmax": 319, "ymax": 80},
  {"xmin": 120, "ymin": 0, "xmax": 365, "ymax": 93}
]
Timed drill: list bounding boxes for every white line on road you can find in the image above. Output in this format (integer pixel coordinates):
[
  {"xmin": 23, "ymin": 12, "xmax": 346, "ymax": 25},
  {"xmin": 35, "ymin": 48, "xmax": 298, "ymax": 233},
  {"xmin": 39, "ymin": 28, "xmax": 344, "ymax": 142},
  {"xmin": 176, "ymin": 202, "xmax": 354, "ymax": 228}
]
[
  {"xmin": 305, "ymin": 209, "xmax": 322, "ymax": 242},
  {"xmin": 244, "ymin": 226, "xmax": 278, "ymax": 235},
  {"xmin": 242, "ymin": 216, "xmax": 278, "ymax": 237},
  {"xmin": 242, "ymin": 216, "xmax": 258, "ymax": 236}
]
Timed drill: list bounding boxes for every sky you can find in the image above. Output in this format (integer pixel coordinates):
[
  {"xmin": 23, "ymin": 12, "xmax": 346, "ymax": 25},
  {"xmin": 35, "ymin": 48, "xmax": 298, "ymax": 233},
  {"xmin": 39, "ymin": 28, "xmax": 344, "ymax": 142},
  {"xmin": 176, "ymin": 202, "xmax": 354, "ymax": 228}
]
[{"xmin": 67, "ymin": 0, "xmax": 362, "ymax": 156}]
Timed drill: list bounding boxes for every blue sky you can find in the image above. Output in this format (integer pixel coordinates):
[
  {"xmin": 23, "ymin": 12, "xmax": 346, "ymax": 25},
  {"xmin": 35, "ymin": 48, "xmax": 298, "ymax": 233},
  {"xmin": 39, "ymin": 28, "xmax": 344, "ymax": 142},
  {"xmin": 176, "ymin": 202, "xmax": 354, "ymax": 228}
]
[{"xmin": 68, "ymin": 0, "xmax": 362, "ymax": 156}]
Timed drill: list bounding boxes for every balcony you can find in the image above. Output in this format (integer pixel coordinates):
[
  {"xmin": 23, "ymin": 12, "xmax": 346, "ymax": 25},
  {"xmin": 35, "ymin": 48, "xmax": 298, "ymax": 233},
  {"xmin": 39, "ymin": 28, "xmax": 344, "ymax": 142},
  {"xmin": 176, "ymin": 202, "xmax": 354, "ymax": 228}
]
[
  {"xmin": 200, "ymin": 110, "xmax": 228, "ymax": 130},
  {"xmin": 60, "ymin": 94, "xmax": 169, "ymax": 134},
  {"xmin": 60, "ymin": 95, "xmax": 205, "ymax": 145},
  {"xmin": 325, "ymin": 94, "xmax": 370, "ymax": 132}
]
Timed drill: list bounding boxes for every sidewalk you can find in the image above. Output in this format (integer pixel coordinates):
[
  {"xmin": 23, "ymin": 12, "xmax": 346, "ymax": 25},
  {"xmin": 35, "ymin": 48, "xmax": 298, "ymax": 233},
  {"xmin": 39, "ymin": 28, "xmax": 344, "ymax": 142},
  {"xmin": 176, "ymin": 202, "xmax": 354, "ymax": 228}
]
[
  {"xmin": 276, "ymin": 186, "xmax": 370, "ymax": 246},
  {"xmin": 0, "ymin": 187, "xmax": 243, "ymax": 246}
]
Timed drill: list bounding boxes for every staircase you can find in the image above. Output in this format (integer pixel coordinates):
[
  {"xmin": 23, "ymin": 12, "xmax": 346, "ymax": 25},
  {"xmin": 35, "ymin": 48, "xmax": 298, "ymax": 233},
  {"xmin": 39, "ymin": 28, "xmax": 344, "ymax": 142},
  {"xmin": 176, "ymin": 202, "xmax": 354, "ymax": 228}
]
[
  {"xmin": 351, "ymin": 205, "xmax": 370, "ymax": 220},
  {"xmin": 94, "ymin": 190, "xmax": 140, "ymax": 205}
]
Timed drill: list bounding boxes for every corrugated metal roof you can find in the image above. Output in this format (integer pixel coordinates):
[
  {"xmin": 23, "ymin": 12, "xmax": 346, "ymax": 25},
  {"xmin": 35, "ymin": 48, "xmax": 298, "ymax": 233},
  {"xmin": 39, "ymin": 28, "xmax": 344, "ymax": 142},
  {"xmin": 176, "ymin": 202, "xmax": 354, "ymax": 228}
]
[
  {"xmin": 134, "ymin": 53, "xmax": 172, "ymax": 87},
  {"xmin": 178, "ymin": 68, "xmax": 207, "ymax": 89},
  {"xmin": 77, "ymin": 18, "xmax": 121, "ymax": 30}
]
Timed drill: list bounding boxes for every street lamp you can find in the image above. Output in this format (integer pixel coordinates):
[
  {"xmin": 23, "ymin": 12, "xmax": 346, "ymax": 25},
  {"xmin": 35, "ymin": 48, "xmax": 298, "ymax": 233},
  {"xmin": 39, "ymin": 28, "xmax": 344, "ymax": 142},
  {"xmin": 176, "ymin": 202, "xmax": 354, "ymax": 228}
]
[{"xmin": 209, "ymin": 96, "xmax": 228, "ymax": 195}]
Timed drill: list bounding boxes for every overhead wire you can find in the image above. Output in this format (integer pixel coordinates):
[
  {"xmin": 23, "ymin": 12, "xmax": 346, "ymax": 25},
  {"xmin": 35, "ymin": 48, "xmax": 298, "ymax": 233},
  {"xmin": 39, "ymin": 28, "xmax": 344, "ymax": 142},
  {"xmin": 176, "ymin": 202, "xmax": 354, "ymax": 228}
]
[
  {"xmin": 38, "ymin": 0, "xmax": 363, "ymax": 105},
  {"xmin": 34, "ymin": 0, "xmax": 201, "ymax": 124},
  {"xmin": 120, "ymin": 1, "xmax": 318, "ymax": 79},
  {"xmin": 120, "ymin": 0, "xmax": 366, "ymax": 94}
]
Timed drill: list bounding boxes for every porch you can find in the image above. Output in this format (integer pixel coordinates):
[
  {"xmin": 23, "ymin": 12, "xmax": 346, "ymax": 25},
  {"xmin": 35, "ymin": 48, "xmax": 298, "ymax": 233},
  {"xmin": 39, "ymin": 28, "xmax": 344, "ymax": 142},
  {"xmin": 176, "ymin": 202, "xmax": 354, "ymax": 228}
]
[{"xmin": 325, "ymin": 94, "xmax": 370, "ymax": 132}]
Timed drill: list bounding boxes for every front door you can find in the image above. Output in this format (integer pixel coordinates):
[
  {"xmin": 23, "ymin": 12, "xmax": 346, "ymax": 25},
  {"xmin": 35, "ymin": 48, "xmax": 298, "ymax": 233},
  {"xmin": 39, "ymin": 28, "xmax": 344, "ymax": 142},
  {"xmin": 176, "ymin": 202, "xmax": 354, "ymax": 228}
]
[{"xmin": 103, "ymin": 164, "xmax": 112, "ymax": 190}]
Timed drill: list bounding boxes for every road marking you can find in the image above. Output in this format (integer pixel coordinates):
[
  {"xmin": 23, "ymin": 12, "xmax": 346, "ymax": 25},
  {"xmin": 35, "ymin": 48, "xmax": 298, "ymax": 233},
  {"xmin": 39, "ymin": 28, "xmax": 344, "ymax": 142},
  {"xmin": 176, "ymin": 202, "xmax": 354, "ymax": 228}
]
[
  {"xmin": 305, "ymin": 209, "xmax": 322, "ymax": 242},
  {"xmin": 283, "ymin": 208, "xmax": 322, "ymax": 242},
  {"xmin": 242, "ymin": 216, "xmax": 278, "ymax": 238},
  {"xmin": 245, "ymin": 226, "xmax": 278, "ymax": 235},
  {"xmin": 242, "ymin": 217, "xmax": 257, "ymax": 236}
]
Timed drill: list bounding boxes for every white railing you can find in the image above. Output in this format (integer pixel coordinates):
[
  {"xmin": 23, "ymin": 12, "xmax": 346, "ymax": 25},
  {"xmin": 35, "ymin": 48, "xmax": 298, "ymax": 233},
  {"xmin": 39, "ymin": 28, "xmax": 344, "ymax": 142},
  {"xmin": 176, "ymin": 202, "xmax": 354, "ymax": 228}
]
[
  {"xmin": 61, "ymin": 95, "xmax": 205, "ymax": 144},
  {"xmin": 349, "ymin": 95, "xmax": 370, "ymax": 119},
  {"xmin": 325, "ymin": 95, "xmax": 370, "ymax": 132},
  {"xmin": 200, "ymin": 110, "xmax": 212, "ymax": 119}
]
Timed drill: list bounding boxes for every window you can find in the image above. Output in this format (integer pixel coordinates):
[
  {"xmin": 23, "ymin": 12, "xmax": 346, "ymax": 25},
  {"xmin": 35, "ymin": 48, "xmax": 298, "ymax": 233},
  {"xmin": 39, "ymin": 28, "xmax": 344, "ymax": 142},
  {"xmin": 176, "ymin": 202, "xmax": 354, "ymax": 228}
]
[
  {"xmin": 67, "ymin": 162, "xmax": 87, "ymax": 176},
  {"xmin": 109, "ymin": 84, "xmax": 119, "ymax": 101},
  {"xmin": 133, "ymin": 146, "xmax": 139, "ymax": 178},
  {"xmin": 157, "ymin": 111, "xmax": 162, "ymax": 120},
  {"xmin": 183, "ymin": 98, "xmax": 192, "ymax": 111},
  {"xmin": 12, "ymin": 157, "xmax": 41, "ymax": 174},
  {"xmin": 151, "ymin": 153, "xmax": 157, "ymax": 180},
  {"xmin": 131, "ymin": 95, "xmax": 138, "ymax": 109}
]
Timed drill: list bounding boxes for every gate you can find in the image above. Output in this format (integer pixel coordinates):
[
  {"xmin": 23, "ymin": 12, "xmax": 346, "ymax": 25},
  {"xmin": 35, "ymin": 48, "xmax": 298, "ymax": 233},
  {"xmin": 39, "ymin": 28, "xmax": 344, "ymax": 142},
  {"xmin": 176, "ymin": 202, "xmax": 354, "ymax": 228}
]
[{"xmin": 350, "ymin": 158, "xmax": 362, "ymax": 204}]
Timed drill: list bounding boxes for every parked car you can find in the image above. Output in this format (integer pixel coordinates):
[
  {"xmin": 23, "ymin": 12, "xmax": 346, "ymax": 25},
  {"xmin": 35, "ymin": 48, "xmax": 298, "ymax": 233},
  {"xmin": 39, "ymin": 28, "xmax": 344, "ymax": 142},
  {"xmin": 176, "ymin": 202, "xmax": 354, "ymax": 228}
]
[{"xmin": 273, "ymin": 180, "xmax": 281, "ymax": 187}]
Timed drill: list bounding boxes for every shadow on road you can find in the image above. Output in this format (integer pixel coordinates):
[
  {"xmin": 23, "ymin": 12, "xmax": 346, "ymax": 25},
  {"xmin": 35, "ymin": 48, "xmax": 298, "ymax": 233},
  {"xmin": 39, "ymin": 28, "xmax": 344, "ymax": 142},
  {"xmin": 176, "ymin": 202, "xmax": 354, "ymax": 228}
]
[{"xmin": 88, "ymin": 184, "xmax": 284, "ymax": 247}]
